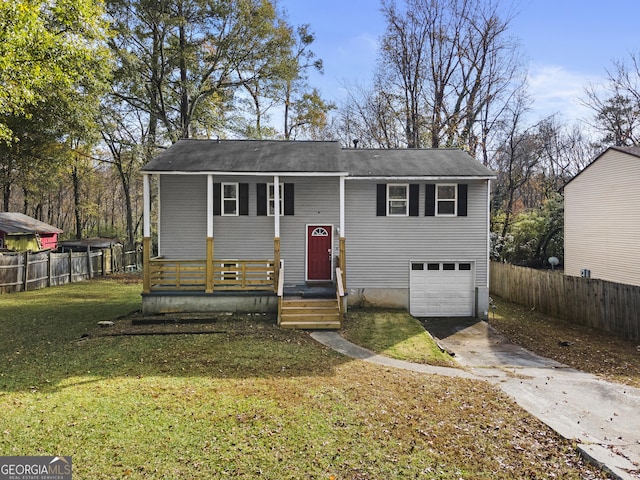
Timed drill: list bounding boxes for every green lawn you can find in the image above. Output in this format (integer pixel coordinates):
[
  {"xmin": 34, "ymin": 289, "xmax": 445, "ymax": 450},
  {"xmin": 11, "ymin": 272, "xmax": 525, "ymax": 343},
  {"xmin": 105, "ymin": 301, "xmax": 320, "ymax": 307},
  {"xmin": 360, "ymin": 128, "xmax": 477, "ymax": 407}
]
[
  {"xmin": 0, "ymin": 279, "xmax": 608, "ymax": 479},
  {"xmin": 341, "ymin": 309, "xmax": 456, "ymax": 367}
]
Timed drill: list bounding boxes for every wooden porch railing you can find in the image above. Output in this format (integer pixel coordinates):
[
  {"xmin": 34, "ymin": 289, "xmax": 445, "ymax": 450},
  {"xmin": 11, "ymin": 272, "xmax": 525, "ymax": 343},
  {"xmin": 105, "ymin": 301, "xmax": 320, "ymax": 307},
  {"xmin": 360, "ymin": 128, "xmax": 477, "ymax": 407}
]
[{"xmin": 147, "ymin": 258, "xmax": 275, "ymax": 292}]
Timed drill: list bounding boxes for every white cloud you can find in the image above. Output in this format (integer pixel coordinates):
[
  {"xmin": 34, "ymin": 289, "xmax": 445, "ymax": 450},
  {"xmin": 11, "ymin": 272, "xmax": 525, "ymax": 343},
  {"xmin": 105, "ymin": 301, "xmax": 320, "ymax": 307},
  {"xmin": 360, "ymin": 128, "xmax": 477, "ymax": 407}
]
[{"xmin": 526, "ymin": 64, "xmax": 604, "ymax": 125}]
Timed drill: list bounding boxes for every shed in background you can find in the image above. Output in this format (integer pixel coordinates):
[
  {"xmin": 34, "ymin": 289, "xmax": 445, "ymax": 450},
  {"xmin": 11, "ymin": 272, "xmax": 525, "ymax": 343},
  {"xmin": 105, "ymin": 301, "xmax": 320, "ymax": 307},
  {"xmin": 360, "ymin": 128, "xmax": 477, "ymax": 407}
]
[{"xmin": 0, "ymin": 212, "xmax": 63, "ymax": 252}]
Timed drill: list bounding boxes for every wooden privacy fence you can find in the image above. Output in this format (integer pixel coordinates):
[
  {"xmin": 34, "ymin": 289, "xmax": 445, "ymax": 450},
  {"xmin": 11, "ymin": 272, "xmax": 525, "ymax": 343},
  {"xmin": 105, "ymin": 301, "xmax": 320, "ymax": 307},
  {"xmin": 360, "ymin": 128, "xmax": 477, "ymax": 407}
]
[
  {"xmin": 0, "ymin": 244, "xmax": 142, "ymax": 294},
  {"xmin": 490, "ymin": 261, "xmax": 640, "ymax": 342}
]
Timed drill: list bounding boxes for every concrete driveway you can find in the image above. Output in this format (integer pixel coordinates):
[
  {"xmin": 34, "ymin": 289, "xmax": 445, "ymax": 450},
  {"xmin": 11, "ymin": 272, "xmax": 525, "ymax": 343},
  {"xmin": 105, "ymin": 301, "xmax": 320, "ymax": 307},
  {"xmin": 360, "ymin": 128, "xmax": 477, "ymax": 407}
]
[
  {"xmin": 312, "ymin": 319, "xmax": 640, "ymax": 479},
  {"xmin": 420, "ymin": 318, "xmax": 640, "ymax": 480}
]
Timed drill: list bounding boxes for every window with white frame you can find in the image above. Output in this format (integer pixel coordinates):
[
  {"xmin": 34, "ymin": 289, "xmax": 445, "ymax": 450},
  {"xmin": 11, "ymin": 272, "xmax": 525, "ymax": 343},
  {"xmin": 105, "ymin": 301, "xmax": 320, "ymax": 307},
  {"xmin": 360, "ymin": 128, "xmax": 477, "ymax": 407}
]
[
  {"xmin": 268, "ymin": 183, "xmax": 283, "ymax": 216},
  {"xmin": 436, "ymin": 184, "xmax": 456, "ymax": 216},
  {"xmin": 387, "ymin": 184, "xmax": 408, "ymax": 216},
  {"xmin": 222, "ymin": 183, "xmax": 238, "ymax": 216}
]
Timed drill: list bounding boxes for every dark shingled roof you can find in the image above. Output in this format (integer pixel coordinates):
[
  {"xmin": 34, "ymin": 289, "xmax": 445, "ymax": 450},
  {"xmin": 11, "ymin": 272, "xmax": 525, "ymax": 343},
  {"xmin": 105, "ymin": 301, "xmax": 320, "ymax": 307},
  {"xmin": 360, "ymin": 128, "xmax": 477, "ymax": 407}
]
[
  {"xmin": 342, "ymin": 148, "xmax": 495, "ymax": 178},
  {"xmin": 143, "ymin": 139, "xmax": 344, "ymax": 173},
  {"xmin": 0, "ymin": 212, "xmax": 63, "ymax": 235},
  {"xmin": 142, "ymin": 139, "xmax": 495, "ymax": 178}
]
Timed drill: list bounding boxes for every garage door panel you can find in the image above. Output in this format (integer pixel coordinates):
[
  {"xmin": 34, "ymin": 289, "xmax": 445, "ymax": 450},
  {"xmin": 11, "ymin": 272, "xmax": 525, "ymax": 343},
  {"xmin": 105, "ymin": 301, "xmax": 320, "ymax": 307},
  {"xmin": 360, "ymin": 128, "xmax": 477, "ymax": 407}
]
[{"xmin": 410, "ymin": 262, "xmax": 473, "ymax": 317}]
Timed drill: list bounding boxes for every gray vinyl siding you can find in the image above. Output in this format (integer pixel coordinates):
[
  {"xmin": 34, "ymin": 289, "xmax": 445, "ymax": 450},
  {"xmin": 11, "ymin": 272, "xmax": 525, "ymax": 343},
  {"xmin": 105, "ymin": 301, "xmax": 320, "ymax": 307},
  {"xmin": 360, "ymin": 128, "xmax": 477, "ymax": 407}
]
[
  {"xmin": 158, "ymin": 175, "xmax": 489, "ymax": 288},
  {"xmin": 278, "ymin": 177, "xmax": 340, "ymax": 284},
  {"xmin": 345, "ymin": 180, "xmax": 489, "ymax": 289},
  {"xmin": 158, "ymin": 175, "xmax": 340, "ymax": 285},
  {"xmin": 159, "ymin": 175, "xmax": 208, "ymax": 259}
]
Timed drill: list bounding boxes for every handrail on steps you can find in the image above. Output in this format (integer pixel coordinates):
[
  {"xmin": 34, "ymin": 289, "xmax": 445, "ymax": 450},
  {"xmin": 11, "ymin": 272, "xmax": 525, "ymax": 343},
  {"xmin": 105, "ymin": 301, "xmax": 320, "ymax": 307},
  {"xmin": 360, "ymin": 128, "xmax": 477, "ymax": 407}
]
[
  {"xmin": 277, "ymin": 259, "xmax": 284, "ymax": 297},
  {"xmin": 336, "ymin": 267, "xmax": 345, "ymax": 316},
  {"xmin": 277, "ymin": 260, "xmax": 284, "ymax": 325}
]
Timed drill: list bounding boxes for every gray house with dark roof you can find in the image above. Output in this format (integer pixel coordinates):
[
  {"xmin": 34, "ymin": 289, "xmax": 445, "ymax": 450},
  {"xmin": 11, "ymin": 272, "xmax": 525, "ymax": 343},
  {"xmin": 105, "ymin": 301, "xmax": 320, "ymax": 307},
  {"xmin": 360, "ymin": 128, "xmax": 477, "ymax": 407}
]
[{"xmin": 141, "ymin": 139, "xmax": 495, "ymax": 328}]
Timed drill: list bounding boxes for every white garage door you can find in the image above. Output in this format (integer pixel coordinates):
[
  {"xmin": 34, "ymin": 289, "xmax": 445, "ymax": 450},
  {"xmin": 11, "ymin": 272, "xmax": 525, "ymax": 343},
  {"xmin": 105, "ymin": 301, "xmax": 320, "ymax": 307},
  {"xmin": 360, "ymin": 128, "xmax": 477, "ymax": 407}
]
[{"xmin": 410, "ymin": 262, "xmax": 474, "ymax": 316}]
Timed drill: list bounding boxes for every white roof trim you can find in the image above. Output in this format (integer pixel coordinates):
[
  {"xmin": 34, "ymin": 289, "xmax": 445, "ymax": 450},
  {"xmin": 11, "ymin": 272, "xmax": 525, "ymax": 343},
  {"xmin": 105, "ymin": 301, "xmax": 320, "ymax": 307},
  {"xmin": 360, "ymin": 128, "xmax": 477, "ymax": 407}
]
[
  {"xmin": 346, "ymin": 176, "xmax": 496, "ymax": 181},
  {"xmin": 142, "ymin": 170, "xmax": 349, "ymax": 177},
  {"xmin": 141, "ymin": 171, "xmax": 495, "ymax": 180}
]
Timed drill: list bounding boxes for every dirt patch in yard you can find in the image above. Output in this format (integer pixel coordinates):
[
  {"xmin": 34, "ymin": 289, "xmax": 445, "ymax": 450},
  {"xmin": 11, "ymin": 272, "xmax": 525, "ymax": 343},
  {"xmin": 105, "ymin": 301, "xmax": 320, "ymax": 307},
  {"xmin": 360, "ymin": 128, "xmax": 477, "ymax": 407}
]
[
  {"xmin": 489, "ymin": 296, "xmax": 640, "ymax": 389},
  {"xmin": 92, "ymin": 310, "xmax": 281, "ymax": 337}
]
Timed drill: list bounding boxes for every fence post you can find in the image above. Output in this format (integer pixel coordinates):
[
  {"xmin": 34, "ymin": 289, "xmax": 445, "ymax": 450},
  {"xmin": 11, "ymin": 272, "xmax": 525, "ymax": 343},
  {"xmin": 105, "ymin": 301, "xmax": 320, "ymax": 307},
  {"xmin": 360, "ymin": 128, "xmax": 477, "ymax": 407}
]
[
  {"xmin": 69, "ymin": 251, "xmax": 73, "ymax": 283},
  {"xmin": 87, "ymin": 246, "xmax": 93, "ymax": 279},
  {"xmin": 48, "ymin": 250, "xmax": 52, "ymax": 287},
  {"xmin": 23, "ymin": 251, "xmax": 29, "ymax": 291}
]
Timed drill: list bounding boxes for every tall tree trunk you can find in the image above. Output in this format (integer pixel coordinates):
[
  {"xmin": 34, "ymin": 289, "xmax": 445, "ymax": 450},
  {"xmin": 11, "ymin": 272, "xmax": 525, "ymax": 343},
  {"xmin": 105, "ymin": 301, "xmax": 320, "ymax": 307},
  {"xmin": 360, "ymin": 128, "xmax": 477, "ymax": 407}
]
[
  {"xmin": 72, "ymin": 164, "xmax": 83, "ymax": 239},
  {"xmin": 22, "ymin": 187, "xmax": 29, "ymax": 215},
  {"xmin": 115, "ymin": 161, "xmax": 134, "ymax": 244},
  {"xmin": 178, "ymin": 1, "xmax": 189, "ymax": 139},
  {"xmin": 2, "ymin": 182, "xmax": 10, "ymax": 212},
  {"xmin": 283, "ymin": 81, "xmax": 291, "ymax": 140}
]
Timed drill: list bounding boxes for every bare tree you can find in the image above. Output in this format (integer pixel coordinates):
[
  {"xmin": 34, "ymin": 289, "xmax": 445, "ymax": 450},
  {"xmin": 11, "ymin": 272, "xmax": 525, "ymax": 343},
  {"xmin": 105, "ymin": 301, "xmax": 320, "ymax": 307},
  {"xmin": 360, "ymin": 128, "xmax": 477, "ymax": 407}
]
[
  {"xmin": 490, "ymin": 92, "xmax": 545, "ymax": 240},
  {"xmin": 376, "ymin": 0, "xmax": 522, "ymax": 153},
  {"xmin": 334, "ymin": 80, "xmax": 405, "ymax": 148},
  {"xmin": 583, "ymin": 52, "xmax": 640, "ymax": 147}
]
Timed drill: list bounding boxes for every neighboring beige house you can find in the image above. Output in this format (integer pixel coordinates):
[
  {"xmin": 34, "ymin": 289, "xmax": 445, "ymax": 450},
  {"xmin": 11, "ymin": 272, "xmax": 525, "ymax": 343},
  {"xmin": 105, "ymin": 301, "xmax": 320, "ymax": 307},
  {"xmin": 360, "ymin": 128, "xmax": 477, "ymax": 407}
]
[{"xmin": 564, "ymin": 145, "xmax": 640, "ymax": 286}]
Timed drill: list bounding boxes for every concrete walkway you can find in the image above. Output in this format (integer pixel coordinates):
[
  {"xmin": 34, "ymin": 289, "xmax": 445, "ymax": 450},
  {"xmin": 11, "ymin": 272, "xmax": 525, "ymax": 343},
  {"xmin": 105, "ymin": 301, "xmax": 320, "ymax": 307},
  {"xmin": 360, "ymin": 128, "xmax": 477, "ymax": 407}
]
[{"xmin": 311, "ymin": 322, "xmax": 640, "ymax": 480}]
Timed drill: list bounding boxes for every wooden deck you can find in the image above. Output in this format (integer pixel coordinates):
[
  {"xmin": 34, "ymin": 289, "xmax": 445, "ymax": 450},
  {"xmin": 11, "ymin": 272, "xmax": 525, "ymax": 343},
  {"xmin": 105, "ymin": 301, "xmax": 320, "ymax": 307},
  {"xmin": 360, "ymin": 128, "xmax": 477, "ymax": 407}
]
[{"xmin": 143, "ymin": 256, "xmax": 345, "ymax": 329}]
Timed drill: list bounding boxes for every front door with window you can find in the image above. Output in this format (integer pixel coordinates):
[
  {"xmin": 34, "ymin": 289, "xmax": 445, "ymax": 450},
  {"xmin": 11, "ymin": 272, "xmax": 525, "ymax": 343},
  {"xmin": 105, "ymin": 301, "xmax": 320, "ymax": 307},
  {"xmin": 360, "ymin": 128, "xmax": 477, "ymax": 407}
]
[{"xmin": 307, "ymin": 226, "xmax": 332, "ymax": 281}]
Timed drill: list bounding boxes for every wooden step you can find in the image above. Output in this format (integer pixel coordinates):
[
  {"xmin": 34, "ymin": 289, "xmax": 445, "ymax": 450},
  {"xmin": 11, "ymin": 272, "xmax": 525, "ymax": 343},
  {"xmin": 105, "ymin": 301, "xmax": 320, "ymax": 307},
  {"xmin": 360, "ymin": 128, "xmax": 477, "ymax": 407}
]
[
  {"xmin": 279, "ymin": 320, "xmax": 342, "ymax": 330},
  {"xmin": 281, "ymin": 298, "xmax": 337, "ymax": 308},
  {"xmin": 278, "ymin": 297, "xmax": 342, "ymax": 329}
]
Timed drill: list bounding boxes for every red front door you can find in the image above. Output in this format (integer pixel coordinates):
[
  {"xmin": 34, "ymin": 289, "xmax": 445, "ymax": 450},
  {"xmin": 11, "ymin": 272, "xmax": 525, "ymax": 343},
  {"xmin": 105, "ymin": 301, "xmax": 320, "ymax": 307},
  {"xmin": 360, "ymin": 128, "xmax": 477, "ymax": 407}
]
[{"xmin": 307, "ymin": 226, "xmax": 332, "ymax": 281}]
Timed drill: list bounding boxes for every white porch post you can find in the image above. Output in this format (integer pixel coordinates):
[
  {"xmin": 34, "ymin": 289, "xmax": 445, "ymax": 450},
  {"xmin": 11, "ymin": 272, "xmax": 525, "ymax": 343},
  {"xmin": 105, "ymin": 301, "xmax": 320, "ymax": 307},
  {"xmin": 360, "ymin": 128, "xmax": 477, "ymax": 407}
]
[
  {"xmin": 143, "ymin": 174, "xmax": 151, "ymax": 238},
  {"xmin": 142, "ymin": 174, "xmax": 151, "ymax": 293},
  {"xmin": 206, "ymin": 174, "xmax": 214, "ymax": 292},
  {"xmin": 273, "ymin": 175, "xmax": 280, "ymax": 237},
  {"xmin": 207, "ymin": 175, "xmax": 214, "ymax": 238},
  {"xmin": 273, "ymin": 175, "xmax": 281, "ymax": 290},
  {"xmin": 339, "ymin": 176, "xmax": 345, "ymax": 237},
  {"xmin": 339, "ymin": 175, "xmax": 346, "ymax": 291}
]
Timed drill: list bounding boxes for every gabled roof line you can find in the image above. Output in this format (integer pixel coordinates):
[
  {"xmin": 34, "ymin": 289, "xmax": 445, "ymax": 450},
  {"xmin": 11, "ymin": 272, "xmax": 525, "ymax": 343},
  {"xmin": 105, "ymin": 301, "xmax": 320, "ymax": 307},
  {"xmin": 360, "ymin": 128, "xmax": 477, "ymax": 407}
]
[{"xmin": 563, "ymin": 145, "xmax": 640, "ymax": 189}]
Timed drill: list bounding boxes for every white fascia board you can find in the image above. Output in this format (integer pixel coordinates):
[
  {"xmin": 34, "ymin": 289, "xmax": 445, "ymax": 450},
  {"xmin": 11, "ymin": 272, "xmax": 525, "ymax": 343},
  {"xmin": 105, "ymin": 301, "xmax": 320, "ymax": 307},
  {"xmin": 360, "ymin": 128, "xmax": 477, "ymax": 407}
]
[
  {"xmin": 141, "ymin": 170, "xmax": 349, "ymax": 177},
  {"xmin": 346, "ymin": 175, "xmax": 497, "ymax": 181}
]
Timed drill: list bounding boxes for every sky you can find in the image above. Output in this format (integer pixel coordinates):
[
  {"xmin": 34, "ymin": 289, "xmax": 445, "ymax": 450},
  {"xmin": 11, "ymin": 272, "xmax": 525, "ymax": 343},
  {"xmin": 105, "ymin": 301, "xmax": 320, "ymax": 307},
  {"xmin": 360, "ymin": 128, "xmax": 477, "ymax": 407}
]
[{"xmin": 279, "ymin": 0, "xmax": 640, "ymax": 126}]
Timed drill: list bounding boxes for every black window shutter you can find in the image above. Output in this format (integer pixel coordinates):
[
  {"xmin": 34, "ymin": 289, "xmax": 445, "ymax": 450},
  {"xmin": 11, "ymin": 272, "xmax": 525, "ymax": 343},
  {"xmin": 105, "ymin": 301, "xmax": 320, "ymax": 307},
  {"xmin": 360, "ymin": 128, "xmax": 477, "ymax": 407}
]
[
  {"xmin": 284, "ymin": 183, "xmax": 294, "ymax": 215},
  {"xmin": 376, "ymin": 184, "xmax": 386, "ymax": 216},
  {"xmin": 425, "ymin": 184, "xmax": 435, "ymax": 216},
  {"xmin": 256, "ymin": 183, "xmax": 267, "ymax": 216},
  {"xmin": 458, "ymin": 184, "xmax": 468, "ymax": 217},
  {"xmin": 409, "ymin": 184, "xmax": 419, "ymax": 216},
  {"xmin": 213, "ymin": 183, "xmax": 221, "ymax": 216},
  {"xmin": 239, "ymin": 183, "xmax": 249, "ymax": 215}
]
